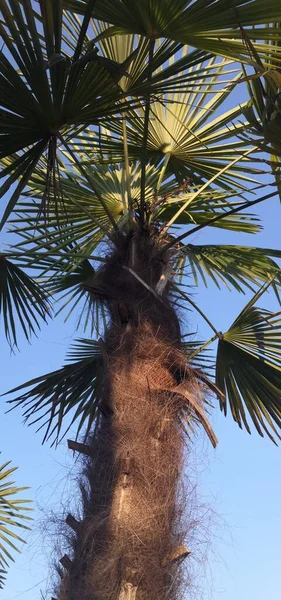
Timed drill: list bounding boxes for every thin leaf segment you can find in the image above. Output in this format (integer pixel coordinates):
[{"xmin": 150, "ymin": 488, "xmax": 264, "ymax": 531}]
[{"xmin": 0, "ymin": 462, "xmax": 32, "ymax": 590}]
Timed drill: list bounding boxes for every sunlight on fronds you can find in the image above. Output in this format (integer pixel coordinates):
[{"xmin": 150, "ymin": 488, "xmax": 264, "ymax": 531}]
[{"xmin": 0, "ymin": 462, "xmax": 32, "ymax": 590}]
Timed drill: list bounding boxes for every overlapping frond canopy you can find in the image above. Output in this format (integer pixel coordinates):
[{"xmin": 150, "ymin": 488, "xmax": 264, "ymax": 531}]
[
  {"xmin": 241, "ymin": 54, "xmax": 281, "ymax": 194},
  {"xmin": 1, "ymin": 0, "xmax": 248, "ymax": 223},
  {"xmin": 64, "ymin": 0, "xmax": 281, "ymax": 64},
  {"xmin": 81, "ymin": 90, "xmax": 262, "ymax": 191},
  {"xmin": 1, "ymin": 0, "xmax": 281, "ymax": 446},
  {"xmin": 0, "ymin": 0, "xmax": 128, "ymax": 222}
]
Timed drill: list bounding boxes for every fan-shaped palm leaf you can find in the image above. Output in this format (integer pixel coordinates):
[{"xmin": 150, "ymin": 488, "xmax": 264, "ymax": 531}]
[
  {"xmin": 216, "ymin": 295, "xmax": 281, "ymax": 443},
  {"xmin": 235, "ymin": 25, "xmax": 281, "ymax": 195},
  {"xmin": 158, "ymin": 191, "xmax": 262, "ymax": 232},
  {"xmin": 2, "ymin": 229, "xmax": 107, "ymax": 336},
  {"xmin": 7, "ymin": 168, "xmax": 263, "ymax": 285},
  {"xmin": 88, "ymin": 22, "xmax": 239, "ymax": 96},
  {"xmin": 182, "ymin": 337, "xmax": 216, "ymax": 377},
  {"xmin": 59, "ymin": 9, "xmax": 230, "ymax": 97},
  {"xmin": 0, "ymin": 0, "xmax": 143, "ymax": 224},
  {"xmin": 77, "ymin": 58, "xmax": 264, "ymax": 192},
  {"xmin": 241, "ymin": 72, "xmax": 281, "ymax": 151},
  {"xmin": 7, "ymin": 339, "xmax": 104, "ymax": 445},
  {"xmin": 65, "ymin": 0, "xmax": 281, "ymax": 65},
  {"xmin": 0, "ymin": 461, "xmax": 32, "ymax": 590},
  {"xmin": 46, "ymin": 255, "xmax": 108, "ymax": 337},
  {"xmin": 180, "ymin": 244, "xmax": 281, "ymax": 292}
]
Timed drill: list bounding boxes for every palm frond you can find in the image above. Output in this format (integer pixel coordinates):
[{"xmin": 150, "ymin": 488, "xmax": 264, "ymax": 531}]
[
  {"xmin": 4, "ymin": 240, "xmax": 107, "ymax": 337},
  {"xmin": 64, "ymin": 11, "xmax": 243, "ymax": 95},
  {"xmin": 4, "ymin": 157, "xmax": 125, "ymax": 256},
  {"xmin": 158, "ymin": 191, "xmax": 262, "ymax": 233},
  {"xmin": 93, "ymin": 27, "xmax": 229, "ymax": 96},
  {"xmin": 0, "ymin": 254, "xmax": 51, "ymax": 348},
  {"xmin": 8, "ymin": 172, "xmax": 263, "ymax": 270},
  {"xmin": 235, "ymin": 26, "xmax": 281, "ymax": 194},
  {"xmin": 0, "ymin": 0, "xmax": 141, "ymax": 222},
  {"xmin": 65, "ymin": 0, "xmax": 281, "ymax": 65},
  {"xmin": 241, "ymin": 75, "xmax": 281, "ymax": 152},
  {"xmin": 180, "ymin": 244, "xmax": 281, "ymax": 292},
  {"xmin": 7, "ymin": 339, "xmax": 104, "ymax": 445},
  {"xmin": 216, "ymin": 297, "xmax": 281, "ymax": 443},
  {"xmin": 47, "ymin": 256, "xmax": 108, "ymax": 337},
  {"xmin": 0, "ymin": 461, "xmax": 32, "ymax": 590},
  {"xmin": 77, "ymin": 57, "xmax": 265, "ymax": 192}
]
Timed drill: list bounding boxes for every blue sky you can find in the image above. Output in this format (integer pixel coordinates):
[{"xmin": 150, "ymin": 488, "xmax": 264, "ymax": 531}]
[{"xmin": 1, "ymin": 194, "xmax": 281, "ymax": 600}]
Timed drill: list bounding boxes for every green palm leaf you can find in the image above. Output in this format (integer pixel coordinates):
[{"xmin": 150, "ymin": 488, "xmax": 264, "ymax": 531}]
[
  {"xmin": 8, "ymin": 177, "xmax": 263, "ymax": 281},
  {"xmin": 241, "ymin": 74, "xmax": 281, "ymax": 152},
  {"xmin": 46, "ymin": 255, "xmax": 108, "ymax": 337},
  {"xmin": 158, "ymin": 191, "xmax": 262, "ymax": 232},
  {"xmin": 85, "ymin": 20, "xmax": 229, "ymax": 96},
  {"xmin": 235, "ymin": 26, "xmax": 281, "ymax": 196},
  {"xmin": 65, "ymin": 0, "xmax": 281, "ymax": 65},
  {"xmin": 0, "ymin": 0, "xmax": 141, "ymax": 223},
  {"xmin": 60, "ymin": 11, "xmax": 225, "ymax": 97},
  {"xmin": 216, "ymin": 297, "xmax": 281, "ymax": 443},
  {"xmin": 182, "ymin": 337, "xmax": 215, "ymax": 377},
  {"xmin": 241, "ymin": 70, "xmax": 281, "ymax": 201},
  {"xmin": 181, "ymin": 244, "xmax": 281, "ymax": 292},
  {"xmin": 0, "ymin": 461, "xmax": 32, "ymax": 590},
  {"xmin": 0, "ymin": 254, "xmax": 51, "ymax": 348},
  {"xmin": 79, "ymin": 58, "xmax": 263, "ymax": 192},
  {"xmin": 7, "ymin": 339, "xmax": 104, "ymax": 445}
]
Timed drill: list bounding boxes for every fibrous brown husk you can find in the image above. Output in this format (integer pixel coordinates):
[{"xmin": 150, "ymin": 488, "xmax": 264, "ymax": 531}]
[{"xmin": 56, "ymin": 226, "xmax": 208, "ymax": 600}]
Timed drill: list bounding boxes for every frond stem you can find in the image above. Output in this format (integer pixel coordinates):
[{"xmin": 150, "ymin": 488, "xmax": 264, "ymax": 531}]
[
  {"xmin": 164, "ymin": 189, "xmax": 278, "ymax": 252},
  {"xmin": 73, "ymin": 0, "xmax": 97, "ymax": 61},
  {"xmin": 122, "ymin": 113, "xmax": 134, "ymax": 222},
  {"xmin": 140, "ymin": 39, "xmax": 155, "ymax": 224},
  {"xmin": 174, "ymin": 285, "xmax": 221, "ymax": 336},
  {"xmin": 188, "ymin": 334, "xmax": 219, "ymax": 360},
  {"xmin": 163, "ymin": 147, "xmax": 255, "ymax": 232}
]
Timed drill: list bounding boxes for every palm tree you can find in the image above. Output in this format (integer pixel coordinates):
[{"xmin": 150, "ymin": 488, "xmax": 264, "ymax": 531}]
[
  {"xmin": 1, "ymin": 2, "xmax": 281, "ymax": 599},
  {"xmin": 0, "ymin": 461, "xmax": 32, "ymax": 589}
]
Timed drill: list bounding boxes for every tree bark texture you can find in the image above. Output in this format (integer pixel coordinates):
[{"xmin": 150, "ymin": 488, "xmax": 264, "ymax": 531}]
[{"xmin": 57, "ymin": 228, "xmax": 207, "ymax": 600}]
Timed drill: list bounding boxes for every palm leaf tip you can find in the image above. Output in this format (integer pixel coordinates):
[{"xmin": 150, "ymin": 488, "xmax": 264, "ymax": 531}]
[
  {"xmin": 0, "ymin": 254, "xmax": 51, "ymax": 348},
  {"xmin": 0, "ymin": 462, "xmax": 32, "ymax": 589},
  {"xmin": 0, "ymin": 569, "xmax": 7, "ymax": 590},
  {"xmin": 6, "ymin": 339, "xmax": 104, "ymax": 445},
  {"xmin": 65, "ymin": 0, "xmax": 281, "ymax": 66},
  {"xmin": 181, "ymin": 244, "xmax": 281, "ymax": 292}
]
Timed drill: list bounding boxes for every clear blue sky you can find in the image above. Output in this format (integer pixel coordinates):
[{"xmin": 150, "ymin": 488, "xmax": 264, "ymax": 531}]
[{"xmin": 1, "ymin": 194, "xmax": 281, "ymax": 600}]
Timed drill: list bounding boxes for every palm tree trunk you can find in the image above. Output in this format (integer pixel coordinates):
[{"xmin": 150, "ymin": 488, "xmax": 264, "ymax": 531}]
[{"xmin": 57, "ymin": 228, "xmax": 205, "ymax": 600}]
